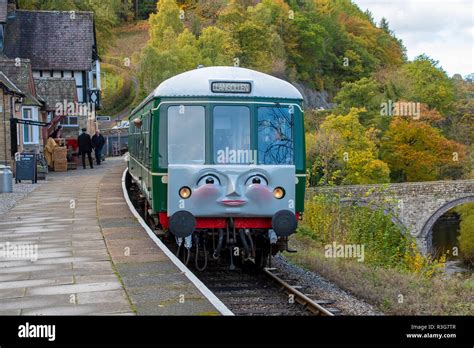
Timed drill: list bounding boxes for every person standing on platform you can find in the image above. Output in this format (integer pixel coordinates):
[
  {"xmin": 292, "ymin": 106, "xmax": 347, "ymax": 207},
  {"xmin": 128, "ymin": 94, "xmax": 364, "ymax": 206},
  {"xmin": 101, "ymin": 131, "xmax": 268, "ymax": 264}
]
[
  {"xmin": 91, "ymin": 130, "xmax": 105, "ymax": 165},
  {"xmin": 49, "ymin": 125, "xmax": 62, "ymax": 139},
  {"xmin": 78, "ymin": 128, "xmax": 93, "ymax": 169}
]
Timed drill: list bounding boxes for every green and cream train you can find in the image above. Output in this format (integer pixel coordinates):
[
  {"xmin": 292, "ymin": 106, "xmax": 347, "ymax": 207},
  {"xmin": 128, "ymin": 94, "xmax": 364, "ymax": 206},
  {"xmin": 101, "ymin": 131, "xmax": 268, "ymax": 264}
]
[{"xmin": 128, "ymin": 66, "xmax": 306, "ymax": 269}]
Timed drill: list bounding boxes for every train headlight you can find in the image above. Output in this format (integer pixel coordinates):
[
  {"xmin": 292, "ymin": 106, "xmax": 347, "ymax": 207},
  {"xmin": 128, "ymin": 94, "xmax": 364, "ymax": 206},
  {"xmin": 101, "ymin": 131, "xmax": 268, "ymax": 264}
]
[
  {"xmin": 179, "ymin": 186, "xmax": 192, "ymax": 199},
  {"xmin": 273, "ymin": 187, "xmax": 285, "ymax": 199}
]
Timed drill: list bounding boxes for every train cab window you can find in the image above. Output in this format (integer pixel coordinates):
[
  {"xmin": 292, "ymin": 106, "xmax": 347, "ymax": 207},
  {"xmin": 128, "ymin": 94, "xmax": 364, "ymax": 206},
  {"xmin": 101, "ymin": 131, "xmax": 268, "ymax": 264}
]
[
  {"xmin": 257, "ymin": 106, "xmax": 294, "ymax": 165},
  {"xmin": 213, "ymin": 106, "xmax": 251, "ymax": 164},
  {"xmin": 168, "ymin": 105, "xmax": 205, "ymax": 164}
]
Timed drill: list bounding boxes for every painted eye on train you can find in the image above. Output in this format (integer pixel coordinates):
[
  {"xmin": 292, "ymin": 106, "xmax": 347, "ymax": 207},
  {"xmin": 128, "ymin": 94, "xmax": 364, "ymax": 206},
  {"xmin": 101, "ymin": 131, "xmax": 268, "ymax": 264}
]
[
  {"xmin": 245, "ymin": 174, "xmax": 268, "ymax": 186},
  {"xmin": 197, "ymin": 174, "xmax": 221, "ymax": 186}
]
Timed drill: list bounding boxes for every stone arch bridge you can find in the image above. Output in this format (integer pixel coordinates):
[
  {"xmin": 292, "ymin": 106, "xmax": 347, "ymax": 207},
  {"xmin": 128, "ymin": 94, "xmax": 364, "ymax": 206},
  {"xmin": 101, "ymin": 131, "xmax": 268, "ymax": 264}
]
[{"xmin": 306, "ymin": 180, "xmax": 474, "ymax": 254}]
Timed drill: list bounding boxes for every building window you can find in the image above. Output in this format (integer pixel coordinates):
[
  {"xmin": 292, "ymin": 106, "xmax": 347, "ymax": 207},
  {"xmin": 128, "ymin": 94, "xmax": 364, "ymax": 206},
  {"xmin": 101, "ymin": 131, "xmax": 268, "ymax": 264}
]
[
  {"xmin": 74, "ymin": 71, "xmax": 84, "ymax": 103},
  {"xmin": 59, "ymin": 116, "xmax": 79, "ymax": 127},
  {"xmin": 0, "ymin": 25, "xmax": 5, "ymax": 51},
  {"xmin": 22, "ymin": 107, "xmax": 39, "ymax": 144}
]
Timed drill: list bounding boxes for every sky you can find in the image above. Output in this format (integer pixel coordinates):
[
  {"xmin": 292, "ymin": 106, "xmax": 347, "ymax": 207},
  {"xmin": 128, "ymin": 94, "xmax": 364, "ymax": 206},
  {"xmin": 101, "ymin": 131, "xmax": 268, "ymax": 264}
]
[{"xmin": 352, "ymin": 0, "xmax": 474, "ymax": 77}]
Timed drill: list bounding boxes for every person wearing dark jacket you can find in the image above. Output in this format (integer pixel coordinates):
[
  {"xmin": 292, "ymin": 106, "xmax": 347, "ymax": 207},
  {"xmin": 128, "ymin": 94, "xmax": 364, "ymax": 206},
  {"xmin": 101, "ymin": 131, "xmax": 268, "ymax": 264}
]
[
  {"xmin": 49, "ymin": 125, "xmax": 62, "ymax": 139},
  {"xmin": 78, "ymin": 128, "xmax": 93, "ymax": 169},
  {"xmin": 91, "ymin": 130, "xmax": 106, "ymax": 165}
]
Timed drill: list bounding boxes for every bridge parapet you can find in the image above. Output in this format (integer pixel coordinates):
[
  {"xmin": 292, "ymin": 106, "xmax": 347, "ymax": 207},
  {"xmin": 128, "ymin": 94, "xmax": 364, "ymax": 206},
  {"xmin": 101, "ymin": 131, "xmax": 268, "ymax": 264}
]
[{"xmin": 307, "ymin": 180, "xmax": 474, "ymax": 198}]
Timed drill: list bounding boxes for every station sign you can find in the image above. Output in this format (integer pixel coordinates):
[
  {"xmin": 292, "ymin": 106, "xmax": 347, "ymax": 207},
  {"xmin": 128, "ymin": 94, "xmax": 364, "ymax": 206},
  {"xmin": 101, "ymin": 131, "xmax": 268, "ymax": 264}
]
[
  {"xmin": 211, "ymin": 81, "xmax": 252, "ymax": 94},
  {"xmin": 15, "ymin": 153, "xmax": 37, "ymax": 184}
]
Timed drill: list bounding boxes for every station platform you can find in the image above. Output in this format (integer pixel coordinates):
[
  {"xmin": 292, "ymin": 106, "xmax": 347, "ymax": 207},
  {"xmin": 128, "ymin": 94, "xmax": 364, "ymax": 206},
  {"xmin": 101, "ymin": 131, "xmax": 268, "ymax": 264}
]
[{"xmin": 0, "ymin": 157, "xmax": 229, "ymax": 315}]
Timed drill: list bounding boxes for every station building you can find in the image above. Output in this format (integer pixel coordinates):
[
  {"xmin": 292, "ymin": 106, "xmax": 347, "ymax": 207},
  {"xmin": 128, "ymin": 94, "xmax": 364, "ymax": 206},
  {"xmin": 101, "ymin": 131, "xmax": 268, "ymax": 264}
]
[{"xmin": 0, "ymin": 0, "xmax": 101, "ymax": 167}]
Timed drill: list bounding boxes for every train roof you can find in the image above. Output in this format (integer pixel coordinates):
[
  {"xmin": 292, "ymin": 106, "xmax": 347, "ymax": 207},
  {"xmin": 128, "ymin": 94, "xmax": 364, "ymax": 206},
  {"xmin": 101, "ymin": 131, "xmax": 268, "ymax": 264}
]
[
  {"xmin": 155, "ymin": 66, "xmax": 303, "ymax": 99},
  {"xmin": 131, "ymin": 67, "xmax": 303, "ymax": 116}
]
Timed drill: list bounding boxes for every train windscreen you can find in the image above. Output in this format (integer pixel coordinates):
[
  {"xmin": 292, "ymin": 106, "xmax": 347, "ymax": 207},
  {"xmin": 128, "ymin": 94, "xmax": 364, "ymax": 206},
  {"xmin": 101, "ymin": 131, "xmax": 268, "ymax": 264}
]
[
  {"xmin": 168, "ymin": 105, "xmax": 206, "ymax": 164},
  {"xmin": 213, "ymin": 106, "xmax": 251, "ymax": 164},
  {"xmin": 257, "ymin": 106, "xmax": 294, "ymax": 165}
]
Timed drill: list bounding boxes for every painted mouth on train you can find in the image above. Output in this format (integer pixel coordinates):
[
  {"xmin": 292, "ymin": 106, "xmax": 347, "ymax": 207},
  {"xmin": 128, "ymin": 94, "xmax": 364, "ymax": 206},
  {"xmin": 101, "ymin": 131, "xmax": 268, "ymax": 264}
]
[{"xmin": 220, "ymin": 199, "xmax": 247, "ymax": 206}]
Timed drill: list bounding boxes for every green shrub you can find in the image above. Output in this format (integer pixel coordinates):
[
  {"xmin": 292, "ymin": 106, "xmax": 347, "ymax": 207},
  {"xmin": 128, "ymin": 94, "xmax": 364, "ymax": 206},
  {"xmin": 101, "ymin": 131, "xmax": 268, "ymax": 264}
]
[
  {"xmin": 456, "ymin": 203, "xmax": 474, "ymax": 266},
  {"xmin": 302, "ymin": 193, "xmax": 445, "ymax": 275}
]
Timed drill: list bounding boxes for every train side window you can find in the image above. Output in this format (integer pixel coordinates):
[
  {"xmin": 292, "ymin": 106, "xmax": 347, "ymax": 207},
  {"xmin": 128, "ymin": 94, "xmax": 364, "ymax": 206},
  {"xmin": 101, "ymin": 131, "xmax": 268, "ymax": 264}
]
[
  {"xmin": 257, "ymin": 106, "xmax": 294, "ymax": 165},
  {"xmin": 167, "ymin": 105, "xmax": 205, "ymax": 165}
]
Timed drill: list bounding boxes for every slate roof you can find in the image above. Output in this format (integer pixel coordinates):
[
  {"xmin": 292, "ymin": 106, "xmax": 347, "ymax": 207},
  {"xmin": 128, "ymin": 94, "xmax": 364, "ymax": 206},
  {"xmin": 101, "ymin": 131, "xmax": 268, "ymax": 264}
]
[
  {"xmin": 0, "ymin": 58, "xmax": 42, "ymax": 106},
  {"xmin": 4, "ymin": 10, "xmax": 97, "ymax": 71},
  {"xmin": 34, "ymin": 77, "xmax": 77, "ymax": 111},
  {"xmin": 0, "ymin": 71, "xmax": 24, "ymax": 96},
  {"xmin": 0, "ymin": 0, "xmax": 7, "ymax": 23}
]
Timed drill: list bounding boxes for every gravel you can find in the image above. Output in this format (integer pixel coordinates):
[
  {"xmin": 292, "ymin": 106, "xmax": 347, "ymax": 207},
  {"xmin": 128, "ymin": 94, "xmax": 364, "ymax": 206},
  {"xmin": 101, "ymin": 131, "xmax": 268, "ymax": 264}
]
[
  {"xmin": 0, "ymin": 179, "xmax": 41, "ymax": 215},
  {"xmin": 272, "ymin": 254, "xmax": 383, "ymax": 315}
]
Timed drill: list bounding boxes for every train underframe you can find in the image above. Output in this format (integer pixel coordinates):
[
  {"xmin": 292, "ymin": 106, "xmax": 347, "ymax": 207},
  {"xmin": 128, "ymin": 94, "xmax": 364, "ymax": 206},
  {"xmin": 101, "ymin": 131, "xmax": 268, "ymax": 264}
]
[
  {"xmin": 144, "ymin": 210, "xmax": 294, "ymax": 271},
  {"xmin": 171, "ymin": 223, "xmax": 292, "ymax": 271}
]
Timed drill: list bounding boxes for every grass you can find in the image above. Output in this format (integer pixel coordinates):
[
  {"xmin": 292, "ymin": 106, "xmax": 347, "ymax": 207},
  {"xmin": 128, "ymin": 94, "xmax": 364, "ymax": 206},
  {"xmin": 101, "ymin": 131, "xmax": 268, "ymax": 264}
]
[
  {"xmin": 284, "ymin": 234, "xmax": 474, "ymax": 315},
  {"xmin": 101, "ymin": 63, "xmax": 135, "ymax": 116}
]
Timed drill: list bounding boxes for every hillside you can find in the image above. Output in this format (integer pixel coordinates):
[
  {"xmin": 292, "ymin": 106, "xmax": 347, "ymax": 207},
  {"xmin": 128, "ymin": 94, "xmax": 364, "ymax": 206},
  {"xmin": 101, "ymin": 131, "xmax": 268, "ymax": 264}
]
[{"xmin": 100, "ymin": 21, "xmax": 150, "ymax": 120}]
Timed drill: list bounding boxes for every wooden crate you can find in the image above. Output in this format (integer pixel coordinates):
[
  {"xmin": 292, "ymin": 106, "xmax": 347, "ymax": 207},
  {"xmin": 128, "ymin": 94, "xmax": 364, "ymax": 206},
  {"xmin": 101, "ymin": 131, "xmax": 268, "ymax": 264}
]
[{"xmin": 54, "ymin": 162, "xmax": 68, "ymax": 172}]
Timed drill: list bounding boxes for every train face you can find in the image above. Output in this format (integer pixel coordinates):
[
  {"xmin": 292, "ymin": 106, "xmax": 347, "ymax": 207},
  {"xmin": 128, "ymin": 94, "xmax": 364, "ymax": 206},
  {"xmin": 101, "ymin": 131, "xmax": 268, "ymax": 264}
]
[
  {"xmin": 168, "ymin": 164, "xmax": 297, "ymax": 237},
  {"xmin": 128, "ymin": 66, "xmax": 305, "ymax": 269}
]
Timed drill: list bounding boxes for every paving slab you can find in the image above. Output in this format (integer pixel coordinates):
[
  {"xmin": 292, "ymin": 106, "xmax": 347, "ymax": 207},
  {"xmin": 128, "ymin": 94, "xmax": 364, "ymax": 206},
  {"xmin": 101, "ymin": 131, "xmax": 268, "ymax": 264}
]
[{"xmin": 0, "ymin": 159, "xmax": 133, "ymax": 315}]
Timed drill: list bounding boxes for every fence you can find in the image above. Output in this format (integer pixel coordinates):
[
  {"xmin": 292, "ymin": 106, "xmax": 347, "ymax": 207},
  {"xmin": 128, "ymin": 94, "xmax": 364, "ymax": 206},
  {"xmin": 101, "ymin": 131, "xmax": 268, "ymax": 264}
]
[{"xmin": 104, "ymin": 134, "xmax": 128, "ymax": 157}]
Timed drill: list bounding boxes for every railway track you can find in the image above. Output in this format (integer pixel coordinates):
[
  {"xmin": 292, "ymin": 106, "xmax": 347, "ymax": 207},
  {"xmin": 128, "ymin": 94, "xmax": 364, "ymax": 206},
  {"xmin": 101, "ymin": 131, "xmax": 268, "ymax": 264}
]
[
  {"xmin": 193, "ymin": 263, "xmax": 339, "ymax": 316},
  {"xmin": 262, "ymin": 267, "xmax": 337, "ymax": 316},
  {"xmin": 127, "ymin": 179, "xmax": 340, "ymax": 316}
]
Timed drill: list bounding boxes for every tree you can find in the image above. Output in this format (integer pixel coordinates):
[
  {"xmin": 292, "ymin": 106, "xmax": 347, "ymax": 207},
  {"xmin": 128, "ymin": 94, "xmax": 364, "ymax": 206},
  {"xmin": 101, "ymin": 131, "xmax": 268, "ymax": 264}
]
[
  {"xmin": 148, "ymin": 0, "xmax": 184, "ymax": 48},
  {"xmin": 443, "ymin": 77, "xmax": 474, "ymax": 146},
  {"xmin": 313, "ymin": 108, "xmax": 390, "ymax": 185},
  {"xmin": 216, "ymin": 0, "xmax": 286, "ymax": 73},
  {"xmin": 333, "ymin": 77, "xmax": 385, "ymax": 129},
  {"xmin": 380, "ymin": 117, "xmax": 466, "ymax": 182},
  {"xmin": 401, "ymin": 54, "xmax": 455, "ymax": 114},
  {"xmin": 379, "ymin": 17, "xmax": 391, "ymax": 35},
  {"xmin": 197, "ymin": 27, "xmax": 237, "ymax": 66}
]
